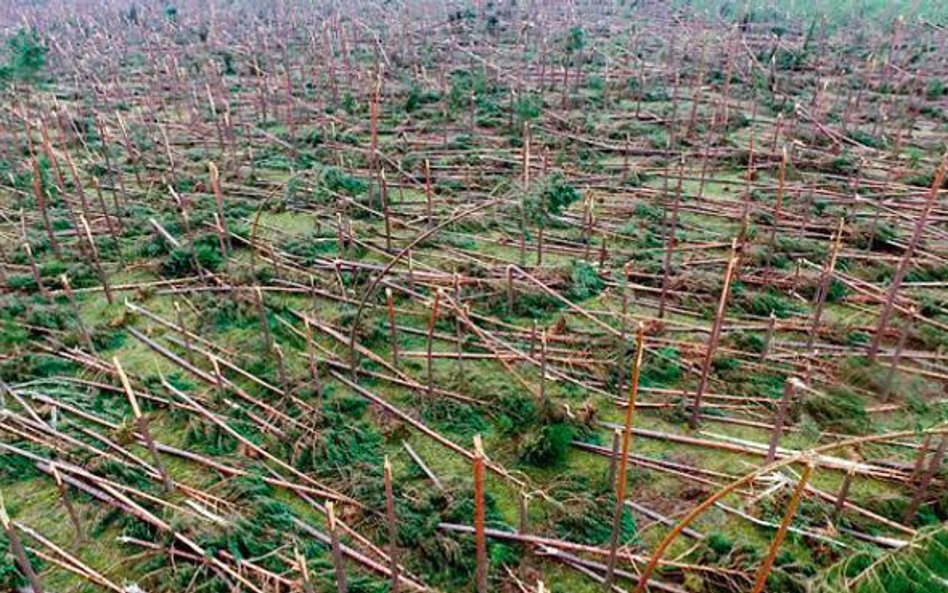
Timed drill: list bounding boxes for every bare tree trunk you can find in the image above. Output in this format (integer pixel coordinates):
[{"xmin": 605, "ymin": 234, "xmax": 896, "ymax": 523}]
[
  {"xmin": 24, "ymin": 243, "xmax": 47, "ymax": 298},
  {"xmin": 832, "ymin": 466, "xmax": 856, "ymax": 523},
  {"xmin": 903, "ymin": 435, "xmax": 948, "ymax": 524},
  {"xmin": 0, "ymin": 501, "xmax": 44, "ymax": 593},
  {"xmin": 691, "ymin": 244, "xmax": 739, "ymax": 428},
  {"xmin": 806, "ymin": 218, "xmax": 845, "ymax": 351},
  {"xmin": 31, "ymin": 158, "xmax": 62, "ymax": 259},
  {"xmin": 869, "ymin": 154, "xmax": 948, "ymax": 360},
  {"xmin": 606, "ymin": 325, "xmax": 645, "ymax": 587},
  {"xmin": 426, "ymin": 290, "xmax": 442, "ymax": 396},
  {"xmin": 606, "ymin": 428, "xmax": 621, "ymax": 491},
  {"xmin": 658, "ymin": 155, "xmax": 685, "ymax": 319},
  {"xmin": 114, "ymin": 357, "xmax": 174, "ymax": 492},
  {"xmin": 881, "ymin": 308, "xmax": 914, "ymax": 402},
  {"xmin": 473, "ymin": 436, "xmax": 488, "ymax": 593},
  {"xmin": 750, "ymin": 461, "xmax": 814, "ymax": 593},
  {"xmin": 383, "ymin": 457, "xmax": 400, "ymax": 593},
  {"xmin": 766, "ymin": 379, "xmax": 798, "ymax": 463},
  {"xmin": 327, "ymin": 502, "xmax": 348, "ymax": 593},
  {"xmin": 386, "ymin": 287, "xmax": 399, "ymax": 367},
  {"xmin": 61, "ymin": 275, "xmax": 96, "ymax": 353},
  {"xmin": 295, "ymin": 547, "xmax": 315, "ymax": 593},
  {"xmin": 50, "ymin": 463, "xmax": 83, "ymax": 543},
  {"xmin": 760, "ymin": 312, "xmax": 777, "ymax": 362}
]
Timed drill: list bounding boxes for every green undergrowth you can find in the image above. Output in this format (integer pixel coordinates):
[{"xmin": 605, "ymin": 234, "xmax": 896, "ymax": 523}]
[{"xmin": 815, "ymin": 526, "xmax": 948, "ymax": 593}]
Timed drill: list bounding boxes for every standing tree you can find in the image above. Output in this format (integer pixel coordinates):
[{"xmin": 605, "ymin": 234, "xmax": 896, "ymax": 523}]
[
  {"xmin": 522, "ymin": 174, "xmax": 580, "ymax": 266},
  {"xmin": 561, "ymin": 26, "xmax": 585, "ymax": 108},
  {"xmin": 0, "ymin": 28, "xmax": 47, "ymax": 85}
]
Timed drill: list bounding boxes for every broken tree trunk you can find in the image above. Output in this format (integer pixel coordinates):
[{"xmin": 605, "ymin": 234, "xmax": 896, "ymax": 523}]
[
  {"xmin": 327, "ymin": 502, "xmax": 349, "ymax": 593},
  {"xmin": 0, "ymin": 494, "xmax": 44, "ymax": 593},
  {"xmin": 690, "ymin": 243, "xmax": 739, "ymax": 428},
  {"xmin": 869, "ymin": 154, "xmax": 948, "ymax": 360},
  {"xmin": 474, "ymin": 435, "xmax": 488, "ymax": 593},
  {"xmin": 903, "ymin": 435, "xmax": 948, "ymax": 524},
  {"xmin": 606, "ymin": 324, "xmax": 645, "ymax": 587},
  {"xmin": 766, "ymin": 379, "xmax": 798, "ymax": 464},
  {"xmin": 113, "ymin": 357, "xmax": 174, "ymax": 492},
  {"xmin": 750, "ymin": 461, "xmax": 815, "ymax": 593},
  {"xmin": 386, "ymin": 287, "xmax": 399, "ymax": 367},
  {"xmin": 384, "ymin": 457, "xmax": 400, "ymax": 593}
]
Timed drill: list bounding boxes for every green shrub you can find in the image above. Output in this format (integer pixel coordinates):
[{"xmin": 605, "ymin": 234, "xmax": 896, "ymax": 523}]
[
  {"xmin": 495, "ymin": 392, "xmax": 538, "ymax": 434},
  {"xmin": 421, "ymin": 398, "xmax": 487, "ymax": 437},
  {"xmin": 568, "ymin": 260, "xmax": 604, "ymax": 301},
  {"xmin": 320, "ymin": 167, "xmax": 366, "ymax": 197},
  {"xmin": 640, "ymin": 346, "xmax": 682, "ymax": 387},
  {"xmin": 730, "ymin": 331, "xmax": 765, "ymax": 353},
  {"xmin": 736, "ymin": 287, "xmax": 804, "ymax": 318},
  {"xmin": 0, "ymin": 532, "xmax": 45, "ymax": 589},
  {"xmin": 0, "ymin": 28, "xmax": 47, "ymax": 84},
  {"xmin": 282, "ymin": 230, "xmax": 340, "ymax": 263},
  {"xmin": 815, "ymin": 527, "xmax": 948, "ymax": 593},
  {"xmin": 518, "ymin": 422, "xmax": 574, "ymax": 466},
  {"xmin": 926, "ymin": 79, "xmax": 946, "ymax": 100},
  {"xmin": 801, "ymin": 387, "xmax": 870, "ymax": 434},
  {"xmin": 161, "ymin": 234, "xmax": 223, "ymax": 277},
  {"xmin": 554, "ymin": 489, "xmax": 637, "ymax": 546},
  {"xmin": 522, "ymin": 173, "xmax": 581, "ymax": 229}
]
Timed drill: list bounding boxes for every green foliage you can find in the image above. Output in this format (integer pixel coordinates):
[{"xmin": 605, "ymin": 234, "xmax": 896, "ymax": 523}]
[
  {"xmin": 0, "ymin": 316, "xmax": 28, "ymax": 350},
  {"xmin": 0, "ymin": 532, "xmax": 45, "ymax": 590},
  {"xmin": 287, "ymin": 395, "xmax": 384, "ymax": 476},
  {"xmin": 744, "ymin": 373, "xmax": 787, "ymax": 401},
  {"xmin": 320, "ymin": 167, "xmax": 367, "ymax": 197},
  {"xmin": 185, "ymin": 420, "xmax": 239, "ymax": 455},
  {"xmin": 730, "ymin": 331, "xmax": 765, "ymax": 354},
  {"xmin": 568, "ymin": 260, "xmax": 604, "ymax": 301},
  {"xmin": 518, "ymin": 422, "xmax": 574, "ymax": 466},
  {"xmin": 497, "ymin": 288, "xmax": 561, "ymax": 319},
  {"xmin": 522, "ymin": 174, "xmax": 581, "ymax": 229},
  {"xmin": 0, "ymin": 443, "xmax": 44, "ymax": 483},
  {"xmin": 926, "ymin": 79, "xmax": 946, "ymax": 100},
  {"xmin": 514, "ymin": 92, "xmax": 542, "ymax": 121},
  {"xmin": 798, "ymin": 277, "xmax": 849, "ymax": 305},
  {"xmin": 633, "ymin": 201, "xmax": 663, "ymax": 224},
  {"xmin": 405, "ymin": 84, "xmax": 423, "ymax": 112},
  {"xmin": 495, "ymin": 391, "xmax": 538, "ymax": 434},
  {"xmin": 850, "ymin": 130, "xmax": 886, "ymax": 149},
  {"xmin": 712, "ymin": 356, "xmax": 740, "ymax": 374},
  {"xmin": 735, "ymin": 287, "xmax": 804, "ymax": 318},
  {"xmin": 0, "ymin": 28, "xmax": 47, "ymax": 84},
  {"xmin": 197, "ymin": 500, "xmax": 299, "ymax": 575},
  {"xmin": 99, "ymin": 460, "xmax": 154, "ymax": 491},
  {"xmin": 93, "ymin": 500, "xmax": 160, "ymax": 541},
  {"xmin": 816, "ymin": 526, "xmax": 948, "ymax": 593},
  {"xmin": 852, "ymin": 222, "xmax": 898, "ymax": 252},
  {"xmin": 640, "ymin": 346, "xmax": 682, "ymax": 387},
  {"xmin": 825, "ymin": 278, "xmax": 849, "ymax": 303},
  {"xmin": 282, "ymin": 230, "xmax": 340, "ymax": 262},
  {"xmin": 771, "ymin": 47, "xmax": 806, "ymax": 71},
  {"xmin": 564, "ymin": 27, "xmax": 585, "ymax": 54},
  {"xmin": 161, "ymin": 234, "xmax": 224, "ymax": 277},
  {"xmin": 1, "ymin": 352, "xmax": 73, "ymax": 383},
  {"xmin": 421, "ymin": 398, "xmax": 487, "ymax": 437},
  {"xmin": 906, "ymin": 264, "xmax": 948, "ymax": 284},
  {"xmin": 447, "ymin": 69, "xmax": 497, "ymax": 113},
  {"xmin": 827, "ymin": 155, "xmax": 857, "ymax": 175},
  {"xmin": 706, "ymin": 532, "xmax": 734, "ymax": 556},
  {"xmin": 553, "ymin": 485, "xmax": 637, "ymax": 546},
  {"xmin": 404, "ymin": 84, "xmax": 440, "ymax": 114},
  {"xmin": 801, "ymin": 386, "xmax": 870, "ymax": 434}
]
